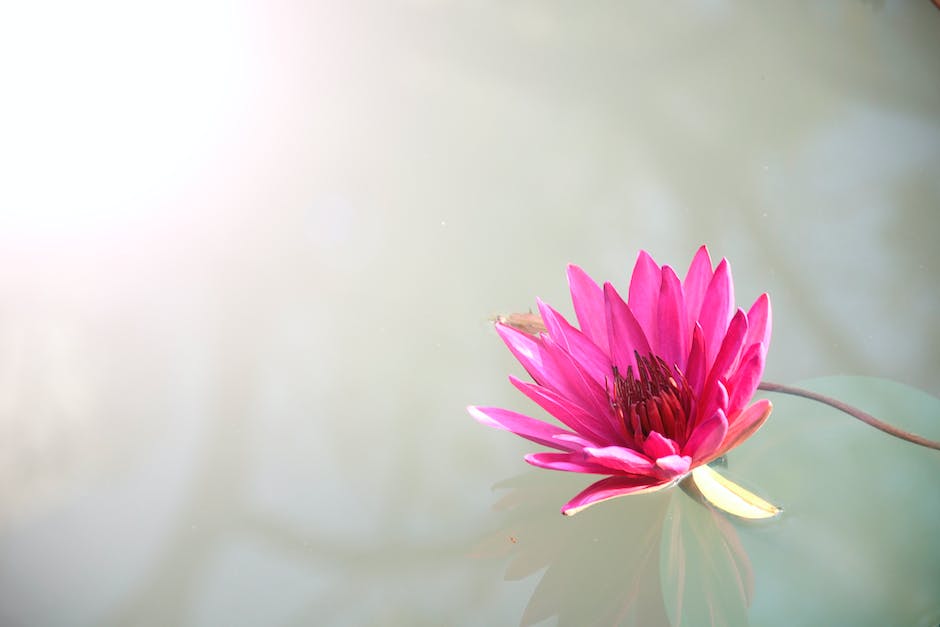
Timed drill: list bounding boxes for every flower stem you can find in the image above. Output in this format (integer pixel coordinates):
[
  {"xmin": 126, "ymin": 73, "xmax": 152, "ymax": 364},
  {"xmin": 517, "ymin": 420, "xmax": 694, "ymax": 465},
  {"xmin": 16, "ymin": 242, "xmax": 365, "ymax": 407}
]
[{"xmin": 758, "ymin": 381, "xmax": 940, "ymax": 451}]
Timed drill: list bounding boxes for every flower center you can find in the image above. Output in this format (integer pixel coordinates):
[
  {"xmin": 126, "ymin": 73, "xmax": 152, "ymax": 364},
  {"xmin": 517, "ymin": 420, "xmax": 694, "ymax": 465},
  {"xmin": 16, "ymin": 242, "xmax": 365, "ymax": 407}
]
[{"xmin": 609, "ymin": 353, "xmax": 694, "ymax": 445}]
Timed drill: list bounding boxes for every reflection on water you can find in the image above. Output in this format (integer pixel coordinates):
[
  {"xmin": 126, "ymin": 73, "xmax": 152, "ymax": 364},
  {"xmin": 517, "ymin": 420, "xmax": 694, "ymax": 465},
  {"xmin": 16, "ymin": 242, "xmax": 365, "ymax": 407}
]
[
  {"xmin": 475, "ymin": 472, "xmax": 755, "ymax": 627},
  {"xmin": 0, "ymin": 0, "xmax": 938, "ymax": 625}
]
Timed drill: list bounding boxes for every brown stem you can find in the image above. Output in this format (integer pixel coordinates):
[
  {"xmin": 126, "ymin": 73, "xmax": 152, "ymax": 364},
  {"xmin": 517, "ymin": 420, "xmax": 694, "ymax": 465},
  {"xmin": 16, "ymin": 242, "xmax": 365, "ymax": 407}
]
[{"xmin": 757, "ymin": 381, "xmax": 940, "ymax": 451}]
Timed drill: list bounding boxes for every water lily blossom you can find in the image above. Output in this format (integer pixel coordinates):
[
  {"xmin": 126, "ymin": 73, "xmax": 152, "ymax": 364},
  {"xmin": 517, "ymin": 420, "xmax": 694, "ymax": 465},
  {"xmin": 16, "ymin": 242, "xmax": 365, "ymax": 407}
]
[{"xmin": 469, "ymin": 247, "xmax": 776, "ymax": 516}]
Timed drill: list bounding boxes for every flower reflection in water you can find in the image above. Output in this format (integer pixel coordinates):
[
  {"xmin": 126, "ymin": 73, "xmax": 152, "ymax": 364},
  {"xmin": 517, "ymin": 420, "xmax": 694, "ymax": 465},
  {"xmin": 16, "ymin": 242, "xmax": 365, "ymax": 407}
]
[{"xmin": 473, "ymin": 471, "xmax": 754, "ymax": 627}]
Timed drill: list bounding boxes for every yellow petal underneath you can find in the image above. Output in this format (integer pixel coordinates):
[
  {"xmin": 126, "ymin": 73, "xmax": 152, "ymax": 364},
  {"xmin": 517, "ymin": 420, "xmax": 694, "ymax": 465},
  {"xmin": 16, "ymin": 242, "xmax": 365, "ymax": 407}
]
[{"xmin": 691, "ymin": 465, "xmax": 781, "ymax": 519}]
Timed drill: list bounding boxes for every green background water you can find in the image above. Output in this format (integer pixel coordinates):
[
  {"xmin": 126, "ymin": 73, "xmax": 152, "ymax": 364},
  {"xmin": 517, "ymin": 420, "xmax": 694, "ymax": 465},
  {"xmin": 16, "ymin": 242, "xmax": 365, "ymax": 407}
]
[{"xmin": 0, "ymin": 1, "xmax": 937, "ymax": 625}]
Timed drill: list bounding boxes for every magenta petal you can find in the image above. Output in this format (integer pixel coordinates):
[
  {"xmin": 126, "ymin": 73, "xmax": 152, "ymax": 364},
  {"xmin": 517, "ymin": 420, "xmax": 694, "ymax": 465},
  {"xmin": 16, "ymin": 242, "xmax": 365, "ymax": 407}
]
[
  {"xmin": 604, "ymin": 282, "xmax": 651, "ymax": 373},
  {"xmin": 583, "ymin": 445, "xmax": 656, "ymax": 474},
  {"xmin": 525, "ymin": 452, "xmax": 613, "ymax": 474},
  {"xmin": 627, "ymin": 250, "xmax": 662, "ymax": 348},
  {"xmin": 698, "ymin": 379, "xmax": 729, "ymax": 433},
  {"xmin": 725, "ymin": 342, "xmax": 765, "ymax": 415},
  {"xmin": 643, "ymin": 431, "xmax": 679, "ymax": 458},
  {"xmin": 567, "ymin": 264, "xmax": 609, "ymax": 355},
  {"xmin": 537, "ymin": 298, "xmax": 611, "ymax": 386},
  {"xmin": 553, "ymin": 433, "xmax": 599, "ymax": 449},
  {"xmin": 538, "ymin": 335, "xmax": 619, "ymax": 428},
  {"xmin": 499, "ymin": 322, "xmax": 612, "ymax": 423},
  {"xmin": 744, "ymin": 293, "xmax": 772, "ymax": 356},
  {"xmin": 716, "ymin": 399, "xmax": 773, "ymax": 458},
  {"xmin": 683, "ymin": 409, "xmax": 729, "ymax": 462},
  {"xmin": 655, "ymin": 454, "xmax": 692, "ymax": 477},
  {"xmin": 509, "ymin": 376, "xmax": 619, "ymax": 443},
  {"xmin": 685, "ymin": 323, "xmax": 707, "ymax": 396},
  {"xmin": 561, "ymin": 475, "xmax": 670, "ymax": 516},
  {"xmin": 495, "ymin": 323, "xmax": 547, "ymax": 384},
  {"xmin": 707, "ymin": 308, "xmax": 749, "ymax": 385},
  {"xmin": 683, "ymin": 245, "xmax": 714, "ymax": 328},
  {"xmin": 468, "ymin": 406, "xmax": 580, "ymax": 451},
  {"xmin": 698, "ymin": 258, "xmax": 734, "ymax": 364},
  {"xmin": 657, "ymin": 265, "xmax": 689, "ymax": 371}
]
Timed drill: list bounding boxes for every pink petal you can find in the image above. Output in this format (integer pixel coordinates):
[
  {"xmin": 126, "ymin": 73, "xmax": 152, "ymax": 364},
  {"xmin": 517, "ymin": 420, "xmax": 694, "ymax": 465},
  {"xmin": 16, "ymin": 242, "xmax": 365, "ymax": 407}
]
[
  {"xmin": 525, "ymin": 452, "xmax": 614, "ymax": 474},
  {"xmin": 539, "ymin": 335, "xmax": 620, "ymax": 431},
  {"xmin": 725, "ymin": 342, "xmax": 765, "ymax": 415},
  {"xmin": 683, "ymin": 245, "xmax": 714, "ymax": 328},
  {"xmin": 685, "ymin": 323, "xmax": 707, "ymax": 396},
  {"xmin": 683, "ymin": 409, "xmax": 729, "ymax": 462},
  {"xmin": 698, "ymin": 258, "xmax": 734, "ymax": 364},
  {"xmin": 468, "ymin": 406, "xmax": 580, "ymax": 451},
  {"xmin": 498, "ymin": 323, "xmax": 612, "ymax": 424},
  {"xmin": 604, "ymin": 282, "xmax": 651, "ymax": 373},
  {"xmin": 509, "ymin": 376, "xmax": 620, "ymax": 443},
  {"xmin": 702, "ymin": 308, "xmax": 748, "ymax": 403},
  {"xmin": 643, "ymin": 431, "xmax": 680, "ymax": 458},
  {"xmin": 561, "ymin": 475, "xmax": 672, "ymax": 516},
  {"xmin": 655, "ymin": 454, "xmax": 692, "ymax": 477},
  {"xmin": 582, "ymin": 445, "xmax": 656, "ymax": 474},
  {"xmin": 744, "ymin": 293, "xmax": 772, "ymax": 356},
  {"xmin": 627, "ymin": 250, "xmax": 662, "ymax": 349},
  {"xmin": 567, "ymin": 264, "xmax": 609, "ymax": 355},
  {"xmin": 537, "ymin": 298, "xmax": 611, "ymax": 387},
  {"xmin": 657, "ymin": 265, "xmax": 689, "ymax": 371},
  {"xmin": 697, "ymin": 379, "xmax": 729, "ymax": 435},
  {"xmin": 552, "ymin": 433, "xmax": 599, "ymax": 449},
  {"xmin": 495, "ymin": 323, "xmax": 548, "ymax": 385},
  {"xmin": 710, "ymin": 399, "xmax": 773, "ymax": 461}
]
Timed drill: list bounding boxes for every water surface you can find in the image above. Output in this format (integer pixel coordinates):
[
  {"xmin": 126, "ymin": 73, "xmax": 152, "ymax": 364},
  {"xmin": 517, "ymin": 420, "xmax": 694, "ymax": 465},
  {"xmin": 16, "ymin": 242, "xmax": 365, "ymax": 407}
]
[{"xmin": 0, "ymin": 1, "xmax": 938, "ymax": 625}]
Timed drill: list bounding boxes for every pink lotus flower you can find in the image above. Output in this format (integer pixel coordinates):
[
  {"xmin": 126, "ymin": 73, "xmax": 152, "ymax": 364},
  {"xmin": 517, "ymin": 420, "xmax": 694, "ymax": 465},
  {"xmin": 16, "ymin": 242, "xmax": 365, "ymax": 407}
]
[{"xmin": 469, "ymin": 247, "xmax": 773, "ymax": 516}]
